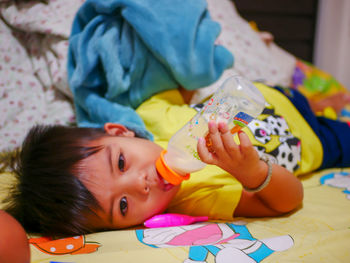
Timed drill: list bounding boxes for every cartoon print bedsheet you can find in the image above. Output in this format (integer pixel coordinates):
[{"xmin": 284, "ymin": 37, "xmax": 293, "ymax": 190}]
[{"xmin": 1, "ymin": 168, "xmax": 346, "ymax": 263}]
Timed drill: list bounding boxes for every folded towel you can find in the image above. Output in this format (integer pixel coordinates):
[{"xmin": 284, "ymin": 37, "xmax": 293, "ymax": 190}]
[{"xmin": 68, "ymin": 0, "xmax": 233, "ymax": 139}]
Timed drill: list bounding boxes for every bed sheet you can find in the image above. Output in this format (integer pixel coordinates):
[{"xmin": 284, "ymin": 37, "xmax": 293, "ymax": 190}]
[
  {"xmin": 0, "ymin": 0, "xmax": 85, "ymax": 152},
  {"xmin": 1, "ymin": 168, "xmax": 348, "ymax": 262}
]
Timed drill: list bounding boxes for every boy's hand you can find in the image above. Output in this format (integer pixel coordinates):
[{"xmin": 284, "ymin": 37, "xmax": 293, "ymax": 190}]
[
  {"xmin": 197, "ymin": 121, "xmax": 304, "ymax": 216},
  {"xmin": 197, "ymin": 121, "xmax": 266, "ymax": 188}
]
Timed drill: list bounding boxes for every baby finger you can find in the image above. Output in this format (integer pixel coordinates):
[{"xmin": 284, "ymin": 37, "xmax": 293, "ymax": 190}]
[
  {"xmin": 206, "ymin": 121, "xmax": 224, "ymax": 154},
  {"xmin": 237, "ymin": 131, "xmax": 257, "ymax": 157},
  {"xmin": 218, "ymin": 122, "xmax": 239, "ymax": 155},
  {"xmin": 197, "ymin": 137, "xmax": 216, "ymax": 164}
]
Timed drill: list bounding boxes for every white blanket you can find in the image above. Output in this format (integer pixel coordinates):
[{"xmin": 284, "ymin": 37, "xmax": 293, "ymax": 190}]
[{"xmin": 0, "ymin": 0, "xmax": 84, "ymax": 151}]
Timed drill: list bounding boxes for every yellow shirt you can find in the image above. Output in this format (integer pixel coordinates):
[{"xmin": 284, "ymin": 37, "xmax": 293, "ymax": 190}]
[
  {"xmin": 253, "ymin": 83, "xmax": 322, "ymax": 175},
  {"xmin": 136, "ymin": 83, "xmax": 323, "ymax": 219},
  {"xmin": 136, "ymin": 89, "xmax": 241, "ymax": 220}
]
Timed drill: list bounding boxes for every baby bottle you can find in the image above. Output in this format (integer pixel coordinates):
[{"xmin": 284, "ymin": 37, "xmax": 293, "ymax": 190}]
[{"xmin": 156, "ymin": 75, "xmax": 266, "ymax": 185}]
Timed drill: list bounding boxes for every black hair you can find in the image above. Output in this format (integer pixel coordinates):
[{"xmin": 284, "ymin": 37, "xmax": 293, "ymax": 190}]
[{"xmin": 3, "ymin": 125, "xmax": 109, "ymax": 237}]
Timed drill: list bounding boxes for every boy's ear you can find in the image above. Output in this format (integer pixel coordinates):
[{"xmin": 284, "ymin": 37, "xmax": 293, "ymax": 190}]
[{"xmin": 103, "ymin": 123, "xmax": 135, "ymax": 137}]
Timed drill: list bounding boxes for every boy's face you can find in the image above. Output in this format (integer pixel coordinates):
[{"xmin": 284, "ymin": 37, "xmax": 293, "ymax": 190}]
[{"xmin": 80, "ymin": 124, "xmax": 180, "ymax": 230}]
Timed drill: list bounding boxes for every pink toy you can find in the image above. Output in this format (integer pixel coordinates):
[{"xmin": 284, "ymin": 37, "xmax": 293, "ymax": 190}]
[{"xmin": 144, "ymin": 213, "xmax": 209, "ymax": 228}]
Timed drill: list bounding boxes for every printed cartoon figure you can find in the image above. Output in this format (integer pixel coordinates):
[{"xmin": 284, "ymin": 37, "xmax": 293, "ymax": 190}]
[
  {"xmin": 29, "ymin": 235, "xmax": 100, "ymax": 255},
  {"xmin": 192, "ymin": 102, "xmax": 301, "ymax": 173},
  {"xmin": 136, "ymin": 222, "xmax": 294, "ymax": 263},
  {"xmin": 320, "ymin": 172, "xmax": 350, "ymax": 199},
  {"xmin": 247, "ymin": 106, "xmax": 301, "ymax": 172}
]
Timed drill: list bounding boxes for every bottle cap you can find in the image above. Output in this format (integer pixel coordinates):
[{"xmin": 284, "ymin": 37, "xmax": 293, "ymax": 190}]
[{"xmin": 156, "ymin": 150, "xmax": 190, "ymax": 185}]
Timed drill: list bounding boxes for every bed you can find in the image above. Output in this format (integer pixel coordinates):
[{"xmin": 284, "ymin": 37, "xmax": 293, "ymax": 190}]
[
  {"xmin": 1, "ymin": 0, "xmax": 349, "ymax": 262},
  {"xmin": 1, "ymin": 167, "xmax": 349, "ymax": 262}
]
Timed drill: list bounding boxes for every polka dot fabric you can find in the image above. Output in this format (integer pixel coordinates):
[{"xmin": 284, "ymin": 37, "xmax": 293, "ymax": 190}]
[{"xmin": 0, "ymin": 0, "xmax": 85, "ymax": 151}]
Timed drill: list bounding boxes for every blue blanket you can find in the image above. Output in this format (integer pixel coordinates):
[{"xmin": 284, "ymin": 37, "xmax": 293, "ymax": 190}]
[{"xmin": 68, "ymin": 0, "xmax": 233, "ymax": 139}]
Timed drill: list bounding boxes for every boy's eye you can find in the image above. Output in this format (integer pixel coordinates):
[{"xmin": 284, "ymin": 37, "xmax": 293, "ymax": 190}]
[
  {"xmin": 120, "ymin": 197, "xmax": 128, "ymax": 216},
  {"xmin": 118, "ymin": 154, "xmax": 125, "ymax": 172}
]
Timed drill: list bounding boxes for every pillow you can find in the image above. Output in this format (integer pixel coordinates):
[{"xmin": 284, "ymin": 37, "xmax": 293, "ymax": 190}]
[{"xmin": 191, "ymin": 0, "xmax": 296, "ymax": 103}]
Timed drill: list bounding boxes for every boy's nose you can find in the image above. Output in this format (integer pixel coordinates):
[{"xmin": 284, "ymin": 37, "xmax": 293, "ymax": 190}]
[{"xmin": 135, "ymin": 174, "xmax": 150, "ymax": 195}]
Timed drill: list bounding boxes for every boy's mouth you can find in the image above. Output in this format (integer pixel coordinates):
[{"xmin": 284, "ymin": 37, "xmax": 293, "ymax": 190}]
[{"xmin": 157, "ymin": 171, "xmax": 174, "ymax": 191}]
